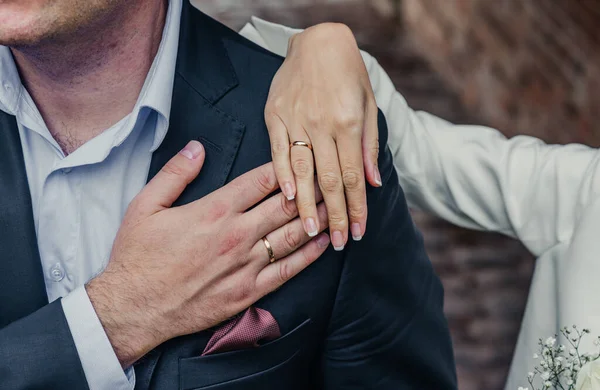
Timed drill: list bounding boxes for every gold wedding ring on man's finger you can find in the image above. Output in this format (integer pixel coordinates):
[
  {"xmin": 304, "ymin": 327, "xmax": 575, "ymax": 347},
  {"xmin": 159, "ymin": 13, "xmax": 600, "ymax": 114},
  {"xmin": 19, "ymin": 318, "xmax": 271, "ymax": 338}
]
[{"xmin": 262, "ymin": 237, "xmax": 277, "ymax": 263}]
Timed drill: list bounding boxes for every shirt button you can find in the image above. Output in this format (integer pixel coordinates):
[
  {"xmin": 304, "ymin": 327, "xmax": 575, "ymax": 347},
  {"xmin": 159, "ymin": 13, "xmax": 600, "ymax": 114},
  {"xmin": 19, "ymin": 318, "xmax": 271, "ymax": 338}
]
[
  {"xmin": 3, "ymin": 82, "xmax": 10, "ymax": 91},
  {"xmin": 62, "ymin": 167, "xmax": 72, "ymax": 174},
  {"xmin": 48, "ymin": 263, "xmax": 65, "ymax": 282}
]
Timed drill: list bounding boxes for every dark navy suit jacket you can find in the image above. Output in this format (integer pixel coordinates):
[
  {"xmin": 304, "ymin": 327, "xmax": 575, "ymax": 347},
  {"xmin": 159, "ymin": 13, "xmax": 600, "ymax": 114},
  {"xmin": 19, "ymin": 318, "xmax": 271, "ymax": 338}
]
[{"xmin": 0, "ymin": 3, "xmax": 457, "ymax": 389}]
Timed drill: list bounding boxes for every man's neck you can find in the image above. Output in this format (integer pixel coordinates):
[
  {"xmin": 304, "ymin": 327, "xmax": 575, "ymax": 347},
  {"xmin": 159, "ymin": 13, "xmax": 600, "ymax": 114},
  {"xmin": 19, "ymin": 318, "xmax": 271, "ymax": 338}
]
[{"xmin": 11, "ymin": 0, "xmax": 168, "ymax": 155}]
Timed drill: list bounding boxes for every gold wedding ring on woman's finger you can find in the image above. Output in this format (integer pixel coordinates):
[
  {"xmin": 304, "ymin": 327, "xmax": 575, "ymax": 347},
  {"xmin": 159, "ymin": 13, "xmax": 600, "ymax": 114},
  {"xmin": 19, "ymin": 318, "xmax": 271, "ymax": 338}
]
[
  {"xmin": 290, "ymin": 141, "xmax": 313, "ymax": 151},
  {"xmin": 262, "ymin": 237, "xmax": 277, "ymax": 263}
]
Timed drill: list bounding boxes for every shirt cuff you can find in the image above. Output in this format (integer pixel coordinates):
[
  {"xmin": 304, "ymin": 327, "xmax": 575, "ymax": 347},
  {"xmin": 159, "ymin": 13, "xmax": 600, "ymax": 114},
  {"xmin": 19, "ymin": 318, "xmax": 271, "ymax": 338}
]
[{"xmin": 62, "ymin": 286, "xmax": 135, "ymax": 390}]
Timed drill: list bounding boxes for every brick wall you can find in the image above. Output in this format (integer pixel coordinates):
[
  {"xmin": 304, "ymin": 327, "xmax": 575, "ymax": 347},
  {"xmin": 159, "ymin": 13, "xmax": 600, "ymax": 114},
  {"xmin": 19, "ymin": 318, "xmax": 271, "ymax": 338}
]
[
  {"xmin": 402, "ymin": 0, "xmax": 600, "ymax": 146},
  {"xmin": 192, "ymin": 1, "xmax": 562, "ymax": 389}
]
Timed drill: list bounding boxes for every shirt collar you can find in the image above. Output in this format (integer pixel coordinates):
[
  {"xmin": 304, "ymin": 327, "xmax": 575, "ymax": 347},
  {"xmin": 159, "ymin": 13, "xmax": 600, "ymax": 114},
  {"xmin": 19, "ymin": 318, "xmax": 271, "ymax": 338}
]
[
  {"xmin": 136, "ymin": 0, "xmax": 182, "ymax": 152},
  {"xmin": 0, "ymin": 46, "xmax": 20, "ymax": 116},
  {"xmin": 0, "ymin": 0, "xmax": 182, "ymax": 153}
]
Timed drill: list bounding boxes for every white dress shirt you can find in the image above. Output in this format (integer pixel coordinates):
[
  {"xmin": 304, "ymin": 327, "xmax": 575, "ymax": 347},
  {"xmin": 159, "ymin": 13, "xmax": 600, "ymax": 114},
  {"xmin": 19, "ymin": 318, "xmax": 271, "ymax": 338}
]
[
  {"xmin": 240, "ymin": 18, "xmax": 600, "ymax": 389},
  {"xmin": 0, "ymin": 0, "xmax": 182, "ymax": 388}
]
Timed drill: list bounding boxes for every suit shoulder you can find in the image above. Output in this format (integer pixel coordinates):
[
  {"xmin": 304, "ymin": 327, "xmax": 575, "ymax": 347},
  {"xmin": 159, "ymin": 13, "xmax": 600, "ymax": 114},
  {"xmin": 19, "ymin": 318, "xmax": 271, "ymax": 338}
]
[{"xmin": 201, "ymin": 13, "xmax": 285, "ymax": 72}]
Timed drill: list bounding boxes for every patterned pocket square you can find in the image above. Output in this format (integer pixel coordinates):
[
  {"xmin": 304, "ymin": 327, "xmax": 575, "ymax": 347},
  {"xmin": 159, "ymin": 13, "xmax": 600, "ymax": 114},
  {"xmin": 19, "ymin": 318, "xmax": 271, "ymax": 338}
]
[{"xmin": 202, "ymin": 307, "xmax": 281, "ymax": 356}]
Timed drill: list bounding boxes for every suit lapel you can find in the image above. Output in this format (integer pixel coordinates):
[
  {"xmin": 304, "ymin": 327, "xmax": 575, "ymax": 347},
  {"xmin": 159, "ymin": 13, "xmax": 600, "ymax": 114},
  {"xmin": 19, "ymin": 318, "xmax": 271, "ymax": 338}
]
[
  {"xmin": 0, "ymin": 111, "xmax": 48, "ymax": 328},
  {"xmin": 136, "ymin": 4, "xmax": 245, "ymax": 387},
  {"xmin": 146, "ymin": 74, "xmax": 245, "ymax": 202},
  {"xmin": 147, "ymin": 1, "xmax": 244, "ymax": 196}
]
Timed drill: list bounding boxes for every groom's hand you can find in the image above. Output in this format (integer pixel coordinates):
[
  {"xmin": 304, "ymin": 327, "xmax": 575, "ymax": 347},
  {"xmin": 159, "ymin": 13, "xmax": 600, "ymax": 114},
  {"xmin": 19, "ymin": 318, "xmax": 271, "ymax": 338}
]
[{"xmin": 86, "ymin": 141, "xmax": 331, "ymax": 368}]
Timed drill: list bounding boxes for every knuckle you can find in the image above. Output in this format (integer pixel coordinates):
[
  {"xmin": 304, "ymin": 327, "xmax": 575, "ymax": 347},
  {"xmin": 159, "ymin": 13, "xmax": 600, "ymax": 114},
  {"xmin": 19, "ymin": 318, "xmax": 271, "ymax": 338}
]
[
  {"xmin": 319, "ymin": 172, "xmax": 343, "ymax": 194},
  {"xmin": 271, "ymin": 141, "xmax": 289, "ymax": 156},
  {"xmin": 218, "ymin": 228, "xmax": 247, "ymax": 257},
  {"xmin": 224, "ymin": 281, "xmax": 253, "ymax": 309},
  {"xmin": 234, "ymin": 278, "xmax": 254, "ymax": 303},
  {"xmin": 342, "ymin": 169, "xmax": 363, "ymax": 191},
  {"xmin": 208, "ymin": 200, "xmax": 229, "ymax": 222},
  {"xmin": 127, "ymin": 195, "xmax": 145, "ymax": 212},
  {"xmin": 301, "ymin": 249, "xmax": 314, "ymax": 267},
  {"xmin": 292, "ymin": 158, "xmax": 312, "ymax": 179},
  {"xmin": 371, "ymin": 138, "xmax": 380, "ymax": 154},
  {"xmin": 270, "ymin": 96, "xmax": 285, "ymax": 112},
  {"xmin": 280, "ymin": 195, "xmax": 298, "ymax": 219},
  {"xmin": 333, "ymin": 110, "xmax": 363, "ymax": 133},
  {"xmin": 161, "ymin": 161, "xmax": 186, "ymax": 178},
  {"xmin": 328, "ymin": 213, "xmax": 348, "ymax": 229},
  {"xmin": 295, "ymin": 199, "xmax": 315, "ymax": 213},
  {"xmin": 277, "ymin": 261, "xmax": 292, "ymax": 284},
  {"xmin": 348, "ymin": 203, "xmax": 367, "ymax": 220},
  {"xmin": 305, "ymin": 110, "xmax": 323, "ymax": 128},
  {"xmin": 283, "ymin": 225, "xmax": 302, "ymax": 250},
  {"xmin": 254, "ymin": 170, "xmax": 277, "ymax": 194}
]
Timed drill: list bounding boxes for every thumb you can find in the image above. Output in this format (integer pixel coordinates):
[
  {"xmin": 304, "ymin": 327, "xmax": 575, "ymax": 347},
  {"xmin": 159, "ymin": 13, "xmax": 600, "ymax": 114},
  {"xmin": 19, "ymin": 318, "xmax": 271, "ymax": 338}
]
[{"xmin": 131, "ymin": 140, "xmax": 206, "ymax": 219}]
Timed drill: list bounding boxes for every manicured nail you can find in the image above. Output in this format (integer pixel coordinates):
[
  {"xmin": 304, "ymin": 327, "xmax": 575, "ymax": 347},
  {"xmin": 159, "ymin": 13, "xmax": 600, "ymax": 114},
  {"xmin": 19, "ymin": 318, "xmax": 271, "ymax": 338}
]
[
  {"xmin": 316, "ymin": 233, "xmax": 330, "ymax": 248},
  {"xmin": 332, "ymin": 230, "xmax": 345, "ymax": 251},
  {"xmin": 283, "ymin": 182, "xmax": 295, "ymax": 200},
  {"xmin": 374, "ymin": 165, "xmax": 382, "ymax": 187},
  {"xmin": 304, "ymin": 218, "xmax": 318, "ymax": 237},
  {"xmin": 351, "ymin": 223, "xmax": 363, "ymax": 241},
  {"xmin": 180, "ymin": 141, "xmax": 203, "ymax": 160}
]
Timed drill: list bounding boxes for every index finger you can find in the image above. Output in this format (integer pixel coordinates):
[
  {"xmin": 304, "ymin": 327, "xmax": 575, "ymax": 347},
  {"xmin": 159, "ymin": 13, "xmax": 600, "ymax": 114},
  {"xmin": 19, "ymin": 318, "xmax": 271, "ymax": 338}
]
[{"xmin": 211, "ymin": 162, "xmax": 280, "ymax": 212}]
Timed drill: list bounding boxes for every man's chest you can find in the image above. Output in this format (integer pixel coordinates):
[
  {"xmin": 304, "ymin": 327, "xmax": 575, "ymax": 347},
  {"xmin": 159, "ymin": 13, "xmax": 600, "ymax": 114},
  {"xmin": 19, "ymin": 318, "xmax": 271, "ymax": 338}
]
[{"xmin": 18, "ymin": 114, "xmax": 155, "ymax": 301}]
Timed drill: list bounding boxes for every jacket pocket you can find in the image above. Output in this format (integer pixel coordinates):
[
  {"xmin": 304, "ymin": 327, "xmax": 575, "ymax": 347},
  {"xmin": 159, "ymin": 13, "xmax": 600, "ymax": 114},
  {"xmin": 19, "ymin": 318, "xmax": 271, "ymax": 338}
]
[{"xmin": 179, "ymin": 318, "xmax": 312, "ymax": 390}]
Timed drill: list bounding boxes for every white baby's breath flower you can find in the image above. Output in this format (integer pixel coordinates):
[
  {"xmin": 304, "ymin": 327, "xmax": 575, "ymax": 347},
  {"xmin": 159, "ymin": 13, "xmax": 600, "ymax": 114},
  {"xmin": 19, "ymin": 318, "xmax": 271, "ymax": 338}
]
[
  {"xmin": 546, "ymin": 337, "xmax": 557, "ymax": 347},
  {"xmin": 527, "ymin": 326, "xmax": 600, "ymax": 389},
  {"xmin": 576, "ymin": 359, "xmax": 600, "ymax": 390},
  {"xmin": 518, "ymin": 387, "xmax": 529, "ymax": 390}
]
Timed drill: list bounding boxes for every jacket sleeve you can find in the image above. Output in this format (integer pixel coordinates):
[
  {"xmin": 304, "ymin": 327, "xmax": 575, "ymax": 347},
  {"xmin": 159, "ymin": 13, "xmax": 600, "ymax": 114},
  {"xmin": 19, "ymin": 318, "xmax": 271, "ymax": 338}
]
[
  {"xmin": 320, "ymin": 111, "xmax": 457, "ymax": 389},
  {"xmin": 242, "ymin": 16, "xmax": 600, "ymax": 257},
  {"xmin": 0, "ymin": 300, "xmax": 90, "ymax": 390}
]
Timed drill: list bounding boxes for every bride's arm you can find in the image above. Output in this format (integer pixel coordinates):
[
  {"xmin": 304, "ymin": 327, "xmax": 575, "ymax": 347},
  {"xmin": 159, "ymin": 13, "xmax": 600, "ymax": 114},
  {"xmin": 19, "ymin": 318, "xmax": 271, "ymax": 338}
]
[{"xmin": 241, "ymin": 17, "xmax": 600, "ymax": 257}]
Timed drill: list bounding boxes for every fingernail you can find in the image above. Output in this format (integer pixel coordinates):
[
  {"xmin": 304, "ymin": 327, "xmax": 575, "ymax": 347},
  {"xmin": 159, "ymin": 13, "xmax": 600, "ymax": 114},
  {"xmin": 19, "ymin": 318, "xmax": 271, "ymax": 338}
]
[
  {"xmin": 180, "ymin": 141, "xmax": 203, "ymax": 160},
  {"xmin": 304, "ymin": 218, "xmax": 318, "ymax": 237},
  {"xmin": 332, "ymin": 230, "xmax": 345, "ymax": 251},
  {"xmin": 351, "ymin": 223, "xmax": 362, "ymax": 241},
  {"xmin": 374, "ymin": 165, "xmax": 382, "ymax": 187},
  {"xmin": 283, "ymin": 182, "xmax": 295, "ymax": 200},
  {"xmin": 316, "ymin": 233, "xmax": 330, "ymax": 248}
]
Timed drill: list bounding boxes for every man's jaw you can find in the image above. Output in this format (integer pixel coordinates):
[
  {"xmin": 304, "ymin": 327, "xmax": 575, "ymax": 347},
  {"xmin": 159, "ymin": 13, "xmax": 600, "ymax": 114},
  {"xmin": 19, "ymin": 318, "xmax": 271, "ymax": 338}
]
[{"xmin": 5, "ymin": 0, "xmax": 168, "ymax": 155}]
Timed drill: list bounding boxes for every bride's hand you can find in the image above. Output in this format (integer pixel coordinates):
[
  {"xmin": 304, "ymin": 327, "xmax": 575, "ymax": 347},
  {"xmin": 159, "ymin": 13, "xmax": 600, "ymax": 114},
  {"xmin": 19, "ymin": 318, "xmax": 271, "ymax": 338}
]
[{"xmin": 265, "ymin": 23, "xmax": 380, "ymax": 251}]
